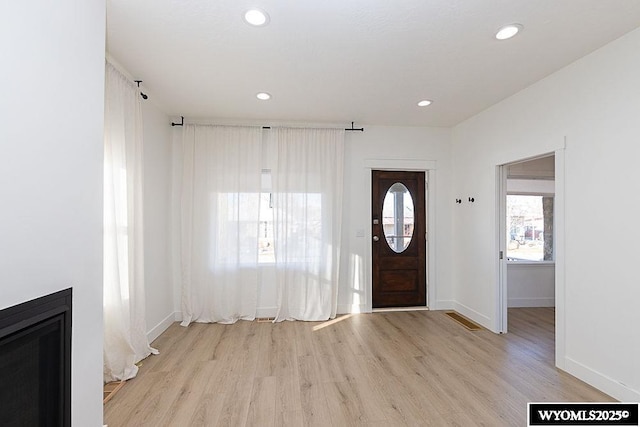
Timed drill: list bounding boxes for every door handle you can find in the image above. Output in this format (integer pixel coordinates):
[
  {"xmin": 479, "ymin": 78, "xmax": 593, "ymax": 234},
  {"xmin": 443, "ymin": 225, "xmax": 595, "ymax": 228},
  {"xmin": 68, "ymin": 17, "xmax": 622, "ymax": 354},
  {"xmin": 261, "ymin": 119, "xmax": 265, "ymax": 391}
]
[{"xmin": 373, "ymin": 235, "xmax": 379, "ymax": 242}]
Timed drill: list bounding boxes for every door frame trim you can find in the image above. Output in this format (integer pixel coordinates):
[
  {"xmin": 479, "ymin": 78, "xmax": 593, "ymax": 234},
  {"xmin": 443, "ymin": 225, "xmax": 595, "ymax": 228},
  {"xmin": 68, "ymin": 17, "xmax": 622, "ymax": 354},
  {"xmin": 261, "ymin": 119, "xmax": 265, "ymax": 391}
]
[
  {"xmin": 364, "ymin": 159, "xmax": 436, "ymax": 312},
  {"xmin": 494, "ymin": 146, "xmax": 566, "ymax": 370},
  {"xmin": 496, "ymin": 163, "xmax": 508, "ymax": 333}
]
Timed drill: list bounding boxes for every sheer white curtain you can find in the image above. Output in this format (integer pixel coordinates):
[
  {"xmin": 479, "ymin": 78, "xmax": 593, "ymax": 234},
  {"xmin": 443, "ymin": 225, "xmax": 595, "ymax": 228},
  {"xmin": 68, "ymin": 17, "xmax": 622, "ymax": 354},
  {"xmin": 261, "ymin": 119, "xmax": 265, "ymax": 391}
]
[
  {"xmin": 180, "ymin": 124, "xmax": 263, "ymax": 325},
  {"xmin": 272, "ymin": 128, "xmax": 345, "ymax": 321},
  {"xmin": 103, "ymin": 62, "xmax": 157, "ymax": 382}
]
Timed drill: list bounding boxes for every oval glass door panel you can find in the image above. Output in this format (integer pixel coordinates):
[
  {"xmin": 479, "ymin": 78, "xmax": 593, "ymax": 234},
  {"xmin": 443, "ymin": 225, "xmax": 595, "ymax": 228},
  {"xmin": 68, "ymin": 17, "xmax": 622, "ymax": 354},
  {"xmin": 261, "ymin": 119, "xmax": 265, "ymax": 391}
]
[{"xmin": 382, "ymin": 183, "xmax": 414, "ymax": 253}]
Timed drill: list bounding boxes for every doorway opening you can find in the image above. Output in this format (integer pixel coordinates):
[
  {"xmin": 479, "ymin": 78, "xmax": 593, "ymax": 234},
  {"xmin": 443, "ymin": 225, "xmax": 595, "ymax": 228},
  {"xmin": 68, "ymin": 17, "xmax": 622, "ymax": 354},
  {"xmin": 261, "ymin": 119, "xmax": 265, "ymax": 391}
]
[{"xmin": 497, "ymin": 153, "xmax": 560, "ymax": 342}]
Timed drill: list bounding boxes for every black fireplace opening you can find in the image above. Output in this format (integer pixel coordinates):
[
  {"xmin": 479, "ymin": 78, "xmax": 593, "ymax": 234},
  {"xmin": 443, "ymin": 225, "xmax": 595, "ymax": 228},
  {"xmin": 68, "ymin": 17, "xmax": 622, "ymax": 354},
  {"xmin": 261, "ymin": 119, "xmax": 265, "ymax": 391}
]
[{"xmin": 0, "ymin": 288, "xmax": 72, "ymax": 427}]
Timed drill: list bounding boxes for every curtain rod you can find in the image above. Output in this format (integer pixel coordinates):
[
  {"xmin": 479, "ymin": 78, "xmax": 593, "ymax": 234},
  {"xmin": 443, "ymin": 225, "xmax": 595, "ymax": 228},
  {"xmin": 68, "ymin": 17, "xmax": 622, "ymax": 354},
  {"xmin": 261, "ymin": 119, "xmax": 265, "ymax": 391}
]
[{"xmin": 171, "ymin": 116, "xmax": 364, "ymax": 132}]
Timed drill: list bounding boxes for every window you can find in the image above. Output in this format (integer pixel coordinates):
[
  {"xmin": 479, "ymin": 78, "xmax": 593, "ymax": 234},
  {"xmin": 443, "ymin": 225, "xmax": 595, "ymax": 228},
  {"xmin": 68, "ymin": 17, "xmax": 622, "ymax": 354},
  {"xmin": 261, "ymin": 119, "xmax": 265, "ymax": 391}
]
[
  {"xmin": 382, "ymin": 182, "xmax": 414, "ymax": 253},
  {"xmin": 254, "ymin": 169, "xmax": 326, "ymax": 265},
  {"xmin": 259, "ymin": 169, "xmax": 275, "ymax": 264},
  {"xmin": 258, "ymin": 192, "xmax": 275, "ymax": 263},
  {"xmin": 507, "ymin": 195, "xmax": 554, "ymax": 262},
  {"xmin": 274, "ymin": 192, "xmax": 323, "ymax": 263}
]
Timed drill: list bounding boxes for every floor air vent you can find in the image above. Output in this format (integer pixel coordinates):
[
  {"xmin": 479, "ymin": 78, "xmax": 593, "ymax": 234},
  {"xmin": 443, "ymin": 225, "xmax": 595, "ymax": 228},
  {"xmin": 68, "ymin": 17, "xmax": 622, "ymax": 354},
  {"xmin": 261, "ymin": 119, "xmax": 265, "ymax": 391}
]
[{"xmin": 445, "ymin": 311, "xmax": 482, "ymax": 331}]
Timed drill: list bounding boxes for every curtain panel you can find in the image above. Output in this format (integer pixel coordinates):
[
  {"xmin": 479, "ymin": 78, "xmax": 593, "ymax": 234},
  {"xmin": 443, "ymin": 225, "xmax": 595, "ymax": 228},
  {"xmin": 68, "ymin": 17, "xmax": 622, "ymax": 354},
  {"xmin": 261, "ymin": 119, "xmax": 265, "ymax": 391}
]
[
  {"xmin": 180, "ymin": 124, "xmax": 263, "ymax": 325},
  {"xmin": 272, "ymin": 128, "xmax": 345, "ymax": 321},
  {"xmin": 176, "ymin": 125, "xmax": 344, "ymax": 324},
  {"xmin": 103, "ymin": 62, "xmax": 157, "ymax": 383}
]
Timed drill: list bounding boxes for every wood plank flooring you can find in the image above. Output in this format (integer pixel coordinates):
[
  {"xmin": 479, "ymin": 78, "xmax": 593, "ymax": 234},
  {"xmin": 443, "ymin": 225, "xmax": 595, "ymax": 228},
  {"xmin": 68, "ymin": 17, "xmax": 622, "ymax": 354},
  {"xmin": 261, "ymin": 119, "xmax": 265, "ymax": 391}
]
[{"xmin": 104, "ymin": 308, "xmax": 612, "ymax": 426}]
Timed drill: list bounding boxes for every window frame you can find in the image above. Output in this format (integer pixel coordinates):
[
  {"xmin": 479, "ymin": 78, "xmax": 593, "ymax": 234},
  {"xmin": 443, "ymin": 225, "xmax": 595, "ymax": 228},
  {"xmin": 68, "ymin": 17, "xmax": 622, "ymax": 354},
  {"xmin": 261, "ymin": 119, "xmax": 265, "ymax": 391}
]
[{"xmin": 506, "ymin": 192, "xmax": 555, "ymax": 265}]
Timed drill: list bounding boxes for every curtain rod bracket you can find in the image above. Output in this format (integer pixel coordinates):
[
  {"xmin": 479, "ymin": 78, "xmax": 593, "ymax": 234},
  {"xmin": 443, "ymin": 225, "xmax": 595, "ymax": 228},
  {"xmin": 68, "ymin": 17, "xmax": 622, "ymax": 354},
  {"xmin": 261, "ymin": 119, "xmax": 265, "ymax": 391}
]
[
  {"xmin": 134, "ymin": 80, "xmax": 148, "ymax": 100},
  {"xmin": 172, "ymin": 116, "xmax": 184, "ymax": 127},
  {"xmin": 345, "ymin": 121, "xmax": 364, "ymax": 132}
]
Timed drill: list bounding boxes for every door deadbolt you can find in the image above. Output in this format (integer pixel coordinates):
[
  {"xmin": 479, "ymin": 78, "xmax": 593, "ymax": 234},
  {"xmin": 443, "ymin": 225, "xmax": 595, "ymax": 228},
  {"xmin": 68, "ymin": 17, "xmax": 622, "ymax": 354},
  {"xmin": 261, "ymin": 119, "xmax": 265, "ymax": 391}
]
[{"xmin": 373, "ymin": 235, "xmax": 379, "ymax": 242}]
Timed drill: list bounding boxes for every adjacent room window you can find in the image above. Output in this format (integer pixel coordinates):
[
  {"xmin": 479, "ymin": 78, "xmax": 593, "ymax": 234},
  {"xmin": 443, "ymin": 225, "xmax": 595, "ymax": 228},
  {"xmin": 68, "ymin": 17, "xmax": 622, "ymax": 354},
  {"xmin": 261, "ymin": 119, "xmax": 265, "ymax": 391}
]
[{"xmin": 506, "ymin": 194, "xmax": 554, "ymax": 261}]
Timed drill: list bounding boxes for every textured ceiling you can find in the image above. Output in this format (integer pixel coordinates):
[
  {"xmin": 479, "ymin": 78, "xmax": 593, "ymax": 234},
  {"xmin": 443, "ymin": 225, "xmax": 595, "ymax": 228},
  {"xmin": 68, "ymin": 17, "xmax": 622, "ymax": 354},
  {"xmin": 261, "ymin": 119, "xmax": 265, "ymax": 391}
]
[{"xmin": 107, "ymin": 1, "xmax": 640, "ymax": 127}]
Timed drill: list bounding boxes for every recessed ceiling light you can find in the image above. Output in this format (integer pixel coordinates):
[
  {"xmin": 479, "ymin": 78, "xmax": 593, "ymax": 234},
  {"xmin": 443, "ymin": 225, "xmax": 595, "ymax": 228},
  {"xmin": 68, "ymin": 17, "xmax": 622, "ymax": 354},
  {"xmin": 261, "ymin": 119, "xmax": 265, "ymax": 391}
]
[
  {"xmin": 495, "ymin": 24, "xmax": 523, "ymax": 40},
  {"xmin": 256, "ymin": 92, "xmax": 271, "ymax": 100},
  {"xmin": 244, "ymin": 9, "xmax": 269, "ymax": 26},
  {"xmin": 417, "ymin": 100, "xmax": 432, "ymax": 107}
]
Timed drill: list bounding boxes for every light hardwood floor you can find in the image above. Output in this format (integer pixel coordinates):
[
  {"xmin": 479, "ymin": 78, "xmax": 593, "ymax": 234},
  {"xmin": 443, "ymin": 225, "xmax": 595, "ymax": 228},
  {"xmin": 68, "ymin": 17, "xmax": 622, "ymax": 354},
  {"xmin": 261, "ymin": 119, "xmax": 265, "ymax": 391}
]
[{"xmin": 104, "ymin": 308, "xmax": 612, "ymax": 426}]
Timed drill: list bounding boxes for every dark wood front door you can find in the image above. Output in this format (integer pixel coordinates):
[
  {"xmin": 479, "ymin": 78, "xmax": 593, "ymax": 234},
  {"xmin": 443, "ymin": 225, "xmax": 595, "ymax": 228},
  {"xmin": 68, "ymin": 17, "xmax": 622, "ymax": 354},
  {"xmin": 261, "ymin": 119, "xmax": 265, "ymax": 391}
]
[{"xmin": 372, "ymin": 170, "xmax": 426, "ymax": 308}]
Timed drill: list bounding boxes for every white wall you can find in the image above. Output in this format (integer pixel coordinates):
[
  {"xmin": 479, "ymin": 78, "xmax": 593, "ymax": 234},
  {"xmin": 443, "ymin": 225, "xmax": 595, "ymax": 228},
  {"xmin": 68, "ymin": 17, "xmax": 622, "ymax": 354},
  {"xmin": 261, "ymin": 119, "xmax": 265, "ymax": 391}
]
[
  {"xmin": 0, "ymin": 2, "xmax": 105, "ymax": 426},
  {"xmin": 452, "ymin": 27, "xmax": 640, "ymax": 401},
  {"xmin": 507, "ymin": 263, "xmax": 555, "ymax": 307},
  {"xmin": 507, "ymin": 178, "xmax": 554, "ymax": 194},
  {"xmin": 142, "ymin": 101, "xmax": 175, "ymax": 342},
  {"xmin": 339, "ymin": 126, "xmax": 453, "ymax": 312}
]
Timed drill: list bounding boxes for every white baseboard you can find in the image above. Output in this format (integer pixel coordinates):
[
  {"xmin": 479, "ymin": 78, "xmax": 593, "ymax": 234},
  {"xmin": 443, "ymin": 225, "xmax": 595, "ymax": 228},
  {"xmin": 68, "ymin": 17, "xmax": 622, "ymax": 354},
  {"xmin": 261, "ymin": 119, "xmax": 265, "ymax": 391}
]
[
  {"xmin": 431, "ymin": 299, "xmax": 455, "ymax": 310},
  {"xmin": 452, "ymin": 302, "xmax": 493, "ymax": 330},
  {"xmin": 564, "ymin": 357, "xmax": 640, "ymax": 402},
  {"xmin": 508, "ymin": 297, "xmax": 555, "ymax": 308},
  {"xmin": 147, "ymin": 311, "xmax": 178, "ymax": 344}
]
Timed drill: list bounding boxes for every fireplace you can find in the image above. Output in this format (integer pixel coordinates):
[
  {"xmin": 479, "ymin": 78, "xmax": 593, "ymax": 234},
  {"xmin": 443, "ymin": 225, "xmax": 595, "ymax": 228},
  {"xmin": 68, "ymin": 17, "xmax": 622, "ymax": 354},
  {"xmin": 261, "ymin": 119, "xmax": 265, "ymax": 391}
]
[{"xmin": 0, "ymin": 288, "xmax": 72, "ymax": 427}]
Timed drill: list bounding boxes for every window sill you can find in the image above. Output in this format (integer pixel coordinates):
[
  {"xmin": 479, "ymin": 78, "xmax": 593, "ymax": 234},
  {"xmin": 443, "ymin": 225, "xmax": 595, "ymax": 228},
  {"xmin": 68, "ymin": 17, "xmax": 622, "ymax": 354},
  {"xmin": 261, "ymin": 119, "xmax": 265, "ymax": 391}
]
[{"xmin": 506, "ymin": 260, "xmax": 555, "ymax": 266}]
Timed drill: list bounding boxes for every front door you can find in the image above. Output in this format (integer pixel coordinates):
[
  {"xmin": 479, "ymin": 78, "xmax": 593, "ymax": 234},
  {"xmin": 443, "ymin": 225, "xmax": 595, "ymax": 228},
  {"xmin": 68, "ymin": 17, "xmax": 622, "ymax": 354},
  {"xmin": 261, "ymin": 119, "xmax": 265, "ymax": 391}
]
[{"xmin": 372, "ymin": 170, "xmax": 426, "ymax": 308}]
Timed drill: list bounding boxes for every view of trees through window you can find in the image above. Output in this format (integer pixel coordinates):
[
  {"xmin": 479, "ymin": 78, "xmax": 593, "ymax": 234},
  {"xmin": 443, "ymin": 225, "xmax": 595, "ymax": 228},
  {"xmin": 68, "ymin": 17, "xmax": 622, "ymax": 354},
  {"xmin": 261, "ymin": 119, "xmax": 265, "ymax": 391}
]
[{"xmin": 507, "ymin": 195, "xmax": 554, "ymax": 261}]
